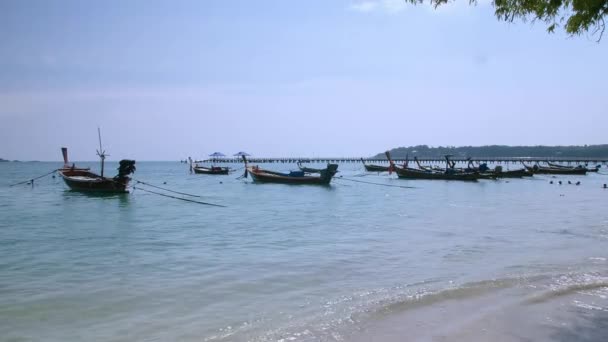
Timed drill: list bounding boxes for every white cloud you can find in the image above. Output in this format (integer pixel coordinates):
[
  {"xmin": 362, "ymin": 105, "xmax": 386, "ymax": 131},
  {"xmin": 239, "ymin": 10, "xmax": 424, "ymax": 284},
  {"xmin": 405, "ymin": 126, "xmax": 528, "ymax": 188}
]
[
  {"xmin": 349, "ymin": 0, "xmax": 407, "ymax": 14},
  {"xmin": 349, "ymin": 1, "xmax": 379, "ymax": 13},
  {"xmin": 350, "ymin": 0, "xmax": 492, "ymax": 15},
  {"xmin": 381, "ymin": 0, "xmax": 407, "ymax": 13}
]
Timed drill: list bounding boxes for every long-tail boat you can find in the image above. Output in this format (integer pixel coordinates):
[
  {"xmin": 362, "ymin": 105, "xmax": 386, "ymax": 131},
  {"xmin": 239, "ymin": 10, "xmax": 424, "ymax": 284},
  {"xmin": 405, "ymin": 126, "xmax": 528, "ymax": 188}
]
[
  {"xmin": 193, "ymin": 166, "xmax": 230, "ymax": 175},
  {"xmin": 521, "ymin": 162, "xmax": 587, "ymax": 175},
  {"xmin": 189, "ymin": 157, "xmax": 230, "ymax": 175},
  {"xmin": 58, "ymin": 129, "xmax": 136, "ymax": 193},
  {"xmin": 546, "ymin": 161, "xmax": 600, "ymax": 173},
  {"xmin": 492, "ymin": 166, "xmax": 533, "ymax": 178},
  {"xmin": 465, "ymin": 158, "xmax": 531, "ymax": 178},
  {"xmin": 414, "ymin": 155, "xmax": 490, "ymax": 177},
  {"xmin": 361, "ymin": 158, "xmax": 390, "ymax": 172},
  {"xmin": 387, "ymin": 152, "xmax": 481, "ymax": 181},
  {"xmin": 243, "ymin": 156, "xmax": 338, "ymax": 185}
]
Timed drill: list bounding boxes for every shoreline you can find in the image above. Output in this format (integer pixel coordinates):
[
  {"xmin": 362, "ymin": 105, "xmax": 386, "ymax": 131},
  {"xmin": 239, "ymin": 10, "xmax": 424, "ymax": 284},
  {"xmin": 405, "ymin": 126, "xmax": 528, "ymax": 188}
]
[{"xmin": 347, "ymin": 273, "xmax": 608, "ymax": 342}]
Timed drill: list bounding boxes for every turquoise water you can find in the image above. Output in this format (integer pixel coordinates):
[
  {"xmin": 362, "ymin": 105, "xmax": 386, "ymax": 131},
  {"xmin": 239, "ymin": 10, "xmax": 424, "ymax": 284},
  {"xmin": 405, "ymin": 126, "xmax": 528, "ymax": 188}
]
[{"xmin": 1, "ymin": 161, "xmax": 608, "ymax": 341}]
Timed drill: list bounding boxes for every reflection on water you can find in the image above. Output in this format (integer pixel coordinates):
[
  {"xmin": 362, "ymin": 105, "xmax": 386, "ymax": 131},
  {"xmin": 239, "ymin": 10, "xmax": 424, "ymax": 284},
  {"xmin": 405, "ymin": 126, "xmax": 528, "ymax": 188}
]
[{"xmin": 62, "ymin": 189, "xmax": 130, "ymax": 199}]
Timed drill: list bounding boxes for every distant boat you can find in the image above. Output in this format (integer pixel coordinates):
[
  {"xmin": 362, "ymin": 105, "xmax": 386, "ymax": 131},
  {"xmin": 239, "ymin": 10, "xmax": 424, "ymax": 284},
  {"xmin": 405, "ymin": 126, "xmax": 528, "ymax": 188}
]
[
  {"xmin": 521, "ymin": 162, "xmax": 587, "ymax": 175},
  {"xmin": 361, "ymin": 158, "xmax": 390, "ymax": 172},
  {"xmin": 464, "ymin": 158, "xmax": 532, "ymax": 178},
  {"xmin": 546, "ymin": 161, "xmax": 599, "ymax": 173},
  {"xmin": 189, "ymin": 157, "xmax": 230, "ymax": 175},
  {"xmin": 492, "ymin": 167, "xmax": 533, "ymax": 178},
  {"xmin": 58, "ymin": 129, "xmax": 136, "ymax": 193},
  {"xmin": 243, "ymin": 156, "xmax": 338, "ymax": 185},
  {"xmin": 192, "ymin": 166, "xmax": 230, "ymax": 175},
  {"xmin": 387, "ymin": 152, "xmax": 481, "ymax": 181}
]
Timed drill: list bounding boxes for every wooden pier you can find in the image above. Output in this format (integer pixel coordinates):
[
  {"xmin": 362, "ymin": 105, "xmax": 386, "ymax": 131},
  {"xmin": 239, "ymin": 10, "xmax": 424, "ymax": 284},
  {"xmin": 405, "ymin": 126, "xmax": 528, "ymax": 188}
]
[{"xmin": 196, "ymin": 157, "xmax": 608, "ymax": 165}]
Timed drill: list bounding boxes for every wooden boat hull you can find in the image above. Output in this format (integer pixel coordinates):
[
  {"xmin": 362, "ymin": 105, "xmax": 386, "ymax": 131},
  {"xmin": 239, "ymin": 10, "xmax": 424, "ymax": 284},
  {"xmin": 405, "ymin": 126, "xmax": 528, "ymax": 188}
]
[
  {"xmin": 247, "ymin": 164, "xmax": 338, "ymax": 185},
  {"xmin": 59, "ymin": 166, "xmax": 90, "ymax": 172},
  {"xmin": 473, "ymin": 173, "xmax": 498, "ymax": 180},
  {"xmin": 522, "ymin": 162, "xmax": 587, "ymax": 175},
  {"xmin": 493, "ymin": 169, "xmax": 533, "ymax": 178},
  {"xmin": 361, "ymin": 158, "xmax": 390, "ymax": 172},
  {"xmin": 525, "ymin": 166, "xmax": 586, "ymax": 175},
  {"xmin": 547, "ymin": 162, "xmax": 599, "ymax": 173},
  {"xmin": 394, "ymin": 168, "xmax": 480, "ymax": 181},
  {"xmin": 59, "ymin": 170, "xmax": 129, "ymax": 193},
  {"xmin": 547, "ymin": 162, "xmax": 596, "ymax": 172},
  {"xmin": 538, "ymin": 168, "xmax": 586, "ymax": 175},
  {"xmin": 193, "ymin": 166, "xmax": 229, "ymax": 175},
  {"xmin": 363, "ymin": 164, "xmax": 390, "ymax": 172}
]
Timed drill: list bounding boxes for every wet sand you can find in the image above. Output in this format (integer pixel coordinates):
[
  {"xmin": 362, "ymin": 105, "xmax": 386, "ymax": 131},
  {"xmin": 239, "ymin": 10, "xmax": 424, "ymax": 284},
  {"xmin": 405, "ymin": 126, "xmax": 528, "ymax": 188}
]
[{"xmin": 349, "ymin": 276, "xmax": 608, "ymax": 342}]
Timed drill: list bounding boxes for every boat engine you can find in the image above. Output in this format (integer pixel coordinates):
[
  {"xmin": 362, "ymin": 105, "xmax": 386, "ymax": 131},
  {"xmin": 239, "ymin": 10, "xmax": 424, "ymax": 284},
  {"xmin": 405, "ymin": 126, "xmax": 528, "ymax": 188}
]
[{"xmin": 115, "ymin": 160, "xmax": 136, "ymax": 180}]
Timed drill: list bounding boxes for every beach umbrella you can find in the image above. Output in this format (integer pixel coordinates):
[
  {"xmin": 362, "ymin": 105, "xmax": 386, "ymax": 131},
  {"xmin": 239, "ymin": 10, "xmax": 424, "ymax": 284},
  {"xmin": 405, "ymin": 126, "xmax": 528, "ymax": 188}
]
[
  {"xmin": 209, "ymin": 152, "xmax": 226, "ymax": 157},
  {"xmin": 233, "ymin": 151, "xmax": 251, "ymax": 157}
]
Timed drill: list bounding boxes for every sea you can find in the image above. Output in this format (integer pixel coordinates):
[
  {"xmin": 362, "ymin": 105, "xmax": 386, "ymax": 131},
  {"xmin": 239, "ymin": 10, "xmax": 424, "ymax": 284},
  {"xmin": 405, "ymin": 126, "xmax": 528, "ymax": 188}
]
[{"xmin": 1, "ymin": 161, "xmax": 607, "ymax": 341}]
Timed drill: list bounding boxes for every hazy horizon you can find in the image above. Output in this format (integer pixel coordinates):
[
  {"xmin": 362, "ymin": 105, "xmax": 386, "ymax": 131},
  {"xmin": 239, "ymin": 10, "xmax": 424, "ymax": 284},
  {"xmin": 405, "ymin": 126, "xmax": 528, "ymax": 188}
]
[{"xmin": 1, "ymin": 0, "xmax": 606, "ymax": 161}]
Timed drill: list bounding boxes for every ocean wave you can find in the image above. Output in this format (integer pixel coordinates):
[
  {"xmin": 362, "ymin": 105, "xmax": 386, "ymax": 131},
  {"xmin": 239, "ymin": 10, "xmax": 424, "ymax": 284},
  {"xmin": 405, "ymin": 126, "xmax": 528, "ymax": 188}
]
[{"xmin": 525, "ymin": 272, "xmax": 608, "ymax": 304}]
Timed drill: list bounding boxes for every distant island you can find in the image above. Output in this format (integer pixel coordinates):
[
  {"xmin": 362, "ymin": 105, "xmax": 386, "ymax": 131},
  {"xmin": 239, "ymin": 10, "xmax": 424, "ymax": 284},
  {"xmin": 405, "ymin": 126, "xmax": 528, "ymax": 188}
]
[
  {"xmin": 0, "ymin": 158, "xmax": 8, "ymax": 162},
  {"xmin": 375, "ymin": 145, "xmax": 608, "ymax": 159}
]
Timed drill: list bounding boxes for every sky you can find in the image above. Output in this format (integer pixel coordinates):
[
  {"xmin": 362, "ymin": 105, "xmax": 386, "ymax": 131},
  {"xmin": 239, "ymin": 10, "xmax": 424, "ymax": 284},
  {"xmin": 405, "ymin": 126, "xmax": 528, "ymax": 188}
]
[{"xmin": 1, "ymin": 0, "xmax": 606, "ymax": 161}]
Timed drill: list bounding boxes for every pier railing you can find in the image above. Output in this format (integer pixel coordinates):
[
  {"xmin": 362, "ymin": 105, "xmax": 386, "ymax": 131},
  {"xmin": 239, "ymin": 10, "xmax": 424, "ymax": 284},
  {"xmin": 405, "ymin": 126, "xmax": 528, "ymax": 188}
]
[{"xmin": 194, "ymin": 157, "xmax": 608, "ymax": 165}]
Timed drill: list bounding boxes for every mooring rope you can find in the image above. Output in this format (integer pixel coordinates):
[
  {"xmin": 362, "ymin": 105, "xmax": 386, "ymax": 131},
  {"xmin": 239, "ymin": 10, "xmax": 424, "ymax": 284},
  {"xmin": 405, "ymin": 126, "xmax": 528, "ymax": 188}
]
[
  {"xmin": 335, "ymin": 177, "xmax": 416, "ymax": 189},
  {"xmin": 350, "ymin": 173, "xmax": 370, "ymax": 177},
  {"xmin": 332, "ymin": 181, "xmax": 352, "ymax": 187},
  {"xmin": 132, "ymin": 186, "xmax": 226, "ymax": 207},
  {"xmin": 9, "ymin": 169, "xmax": 58, "ymax": 187},
  {"xmin": 104, "ymin": 179, "xmax": 225, "ymax": 207},
  {"xmin": 135, "ymin": 180, "xmax": 202, "ymax": 198}
]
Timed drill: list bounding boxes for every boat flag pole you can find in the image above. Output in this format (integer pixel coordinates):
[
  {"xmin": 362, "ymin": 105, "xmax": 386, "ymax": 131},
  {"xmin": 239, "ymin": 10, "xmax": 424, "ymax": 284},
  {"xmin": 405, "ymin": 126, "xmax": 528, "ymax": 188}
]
[{"xmin": 96, "ymin": 127, "xmax": 107, "ymax": 178}]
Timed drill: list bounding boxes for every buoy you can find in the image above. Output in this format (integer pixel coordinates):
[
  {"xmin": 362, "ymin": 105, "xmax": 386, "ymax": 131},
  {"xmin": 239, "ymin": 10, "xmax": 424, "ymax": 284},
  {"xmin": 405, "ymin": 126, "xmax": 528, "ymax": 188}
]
[{"xmin": 550, "ymin": 181, "xmax": 553, "ymax": 184}]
